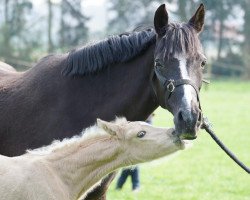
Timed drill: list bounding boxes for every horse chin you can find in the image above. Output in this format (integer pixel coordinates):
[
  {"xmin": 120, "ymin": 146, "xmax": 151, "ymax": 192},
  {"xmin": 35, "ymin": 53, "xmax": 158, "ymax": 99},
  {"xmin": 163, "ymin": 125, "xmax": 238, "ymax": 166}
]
[
  {"xmin": 174, "ymin": 128, "xmax": 198, "ymax": 140},
  {"xmin": 180, "ymin": 134, "xmax": 197, "ymax": 140}
]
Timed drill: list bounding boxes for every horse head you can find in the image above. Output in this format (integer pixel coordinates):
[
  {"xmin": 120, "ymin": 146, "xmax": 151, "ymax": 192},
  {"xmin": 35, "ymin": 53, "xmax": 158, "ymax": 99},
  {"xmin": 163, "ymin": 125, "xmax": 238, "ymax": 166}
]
[{"xmin": 152, "ymin": 4, "xmax": 206, "ymax": 140}]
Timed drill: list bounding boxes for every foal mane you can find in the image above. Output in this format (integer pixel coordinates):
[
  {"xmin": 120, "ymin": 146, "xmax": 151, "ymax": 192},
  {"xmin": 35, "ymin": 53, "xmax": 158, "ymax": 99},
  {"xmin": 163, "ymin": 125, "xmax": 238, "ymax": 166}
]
[
  {"xmin": 27, "ymin": 117, "xmax": 127, "ymax": 156},
  {"xmin": 62, "ymin": 28, "xmax": 156, "ymax": 76}
]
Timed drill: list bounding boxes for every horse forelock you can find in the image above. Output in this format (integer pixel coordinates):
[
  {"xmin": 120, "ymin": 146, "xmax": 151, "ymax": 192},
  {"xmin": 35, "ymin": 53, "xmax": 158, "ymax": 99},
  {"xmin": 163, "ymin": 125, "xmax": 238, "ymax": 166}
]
[
  {"xmin": 62, "ymin": 28, "xmax": 156, "ymax": 76},
  {"xmin": 155, "ymin": 22, "xmax": 202, "ymax": 61}
]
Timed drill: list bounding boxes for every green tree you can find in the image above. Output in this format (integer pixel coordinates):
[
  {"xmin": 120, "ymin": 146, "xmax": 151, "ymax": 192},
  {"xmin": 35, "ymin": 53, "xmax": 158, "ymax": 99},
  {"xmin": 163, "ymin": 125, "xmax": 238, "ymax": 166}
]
[
  {"xmin": 169, "ymin": 0, "xmax": 197, "ymax": 21},
  {"xmin": 0, "ymin": 0, "xmax": 33, "ymax": 63},
  {"xmin": 202, "ymin": 0, "xmax": 239, "ymax": 59},
  {"xmin": 58, "ymin": 0, "xmax": 89, "ymax": 50},
  {"xmin": 241, "ymin": 0, "xmax": 250, "ymax": 78},
  {"xmin": 107, "ymin": 0, "xmax": 164, "ymax": 34}
]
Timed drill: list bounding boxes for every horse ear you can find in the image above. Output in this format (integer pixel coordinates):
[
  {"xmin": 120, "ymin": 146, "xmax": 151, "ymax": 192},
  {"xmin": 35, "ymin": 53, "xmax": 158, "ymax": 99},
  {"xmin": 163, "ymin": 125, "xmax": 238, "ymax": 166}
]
[
  {"xmin": 97, "ymin": 119, "xmax": 119, "ymax": 136},
  {"xmin": 188, "ymin": 3, "xmax": 205, "ymax": 33},
  {"xmin": 154, "ymin": 4, "xmax": 168, "ymax": 37}
]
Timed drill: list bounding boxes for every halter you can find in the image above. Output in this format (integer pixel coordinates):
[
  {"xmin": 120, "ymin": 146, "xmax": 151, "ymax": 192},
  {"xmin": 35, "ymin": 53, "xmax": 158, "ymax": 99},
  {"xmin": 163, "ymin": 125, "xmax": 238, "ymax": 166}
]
[
  {"xmin": 151, "ymin": 62, "xmax": 202, "ymax": 110},
  {"xmin": 155, "ymin": 68, "xmax": 200, "ymax": 99}
]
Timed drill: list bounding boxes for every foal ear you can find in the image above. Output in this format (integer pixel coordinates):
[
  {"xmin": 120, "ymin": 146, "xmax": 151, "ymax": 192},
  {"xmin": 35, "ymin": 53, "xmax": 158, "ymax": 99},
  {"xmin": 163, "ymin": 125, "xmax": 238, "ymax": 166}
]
[
  {"xmin": 154, "ymin": 4, "xmax": 169, "ymax": 37},
  {"xmin": 188, "ymin": 3, "xmax": 205, "ymax": 33},
  {"xmin": 97, "ymin": 119, "xmax": 119, "ymax": 136}
]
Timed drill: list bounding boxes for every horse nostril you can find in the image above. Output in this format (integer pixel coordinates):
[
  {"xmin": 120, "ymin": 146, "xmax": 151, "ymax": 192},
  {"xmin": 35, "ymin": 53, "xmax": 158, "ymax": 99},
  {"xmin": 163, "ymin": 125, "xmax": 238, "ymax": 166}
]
[
  {"xmin": 175, "ymin": 109, "xmax": 200, "ymax": 139},
  {"xmin": 178, "ymin": 110, "xmax": 184, "ymax": 122},
  {"xmin": 177, "ymin": 109, "xmax": 196, "ymax": 128},
  {"xmin": 198, "ymin": 111, "xmax": 202, "ymax": 123}
]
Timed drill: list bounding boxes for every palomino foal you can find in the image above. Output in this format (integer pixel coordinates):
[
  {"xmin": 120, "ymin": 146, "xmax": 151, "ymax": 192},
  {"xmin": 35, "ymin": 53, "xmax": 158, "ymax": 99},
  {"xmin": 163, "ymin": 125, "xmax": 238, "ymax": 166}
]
[{"xmin": 0, "ymin": 118, "xmax": 189, "ymax": 200}]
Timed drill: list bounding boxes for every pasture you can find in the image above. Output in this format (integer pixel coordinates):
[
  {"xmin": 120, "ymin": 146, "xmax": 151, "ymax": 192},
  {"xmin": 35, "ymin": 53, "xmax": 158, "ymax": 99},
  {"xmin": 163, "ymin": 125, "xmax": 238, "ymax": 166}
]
[{"xmin": 107, "ymin": 80, "xmax": 250, "ymax": 200}]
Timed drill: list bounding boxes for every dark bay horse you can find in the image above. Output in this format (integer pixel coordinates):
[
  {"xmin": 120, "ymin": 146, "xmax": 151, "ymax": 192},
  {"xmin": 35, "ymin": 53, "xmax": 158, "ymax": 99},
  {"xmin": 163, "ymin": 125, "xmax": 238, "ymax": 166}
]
[{"xmin": 0, "ymin": 4, "xmax": 206, "ymax": 199}]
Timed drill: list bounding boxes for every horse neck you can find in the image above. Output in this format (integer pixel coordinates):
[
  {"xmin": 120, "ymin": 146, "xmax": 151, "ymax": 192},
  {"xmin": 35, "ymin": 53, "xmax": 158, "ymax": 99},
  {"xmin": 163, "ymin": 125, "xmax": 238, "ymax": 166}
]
[
  {"xmin": 44, "ymin": 135, "xmax": 128, "ymax": 200},
  {"xmin": 71, "ymin": 43, "xmax": 157, "ymax": 122}
]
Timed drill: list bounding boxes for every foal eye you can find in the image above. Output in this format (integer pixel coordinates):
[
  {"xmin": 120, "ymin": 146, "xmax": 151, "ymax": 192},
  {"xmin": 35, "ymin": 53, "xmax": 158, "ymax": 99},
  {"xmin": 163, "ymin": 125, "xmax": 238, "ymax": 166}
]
[
  {"xmin": 137, "ymin": 131, "xmax": 146, "ymax": 138},
  {"xmin": 201, "ymin": 60, "xmax": 206, "ymax": 68}
]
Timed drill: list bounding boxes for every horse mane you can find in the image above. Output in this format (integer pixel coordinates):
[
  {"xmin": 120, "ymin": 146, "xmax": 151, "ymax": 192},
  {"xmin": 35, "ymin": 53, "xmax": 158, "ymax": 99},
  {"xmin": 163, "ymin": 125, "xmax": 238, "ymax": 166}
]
[
  {"xmin": 62, "ymin": 28, "xmax": 156, "ymax": 76},
  {"xmin": 155, "ymin": 22, "xmax": 202, "ymax": 60},
  {"xmin": 27, "ymin": 117, "xmax": 127, "ymax": 156}
]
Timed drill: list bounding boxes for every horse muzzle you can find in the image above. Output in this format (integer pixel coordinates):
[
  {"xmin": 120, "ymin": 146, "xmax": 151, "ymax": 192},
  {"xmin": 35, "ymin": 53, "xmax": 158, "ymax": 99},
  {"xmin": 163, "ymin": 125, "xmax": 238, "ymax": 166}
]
[{"xmin": 174, "ymin": 108, "xmax": 202, "ymax": 140}]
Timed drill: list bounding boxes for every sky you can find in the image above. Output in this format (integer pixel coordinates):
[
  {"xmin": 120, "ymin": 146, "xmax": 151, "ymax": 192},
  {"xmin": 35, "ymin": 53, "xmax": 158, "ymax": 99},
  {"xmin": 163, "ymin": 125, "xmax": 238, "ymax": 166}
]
[
  {"xmin": 31, "ymin": 0, "xmax": 177, "ymax": 33},
  {"xmin": 33, "ymin": 0, "xmax": 108, "ymax": 32},
  {"xmin": 25, "ymin": 0, "xmax": 246, "ymax": 43},
  {"xmin": 83, "ymin": 0, "xmax": 108, "ymax": 32}
]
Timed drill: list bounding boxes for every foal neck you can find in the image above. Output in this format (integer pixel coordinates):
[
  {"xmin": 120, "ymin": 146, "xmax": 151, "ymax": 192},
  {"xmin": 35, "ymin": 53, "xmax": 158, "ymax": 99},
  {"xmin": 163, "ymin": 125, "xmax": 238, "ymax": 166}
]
[{"xmin": 44, "ymin": 134, "xmax": 127, "ymax": 200}]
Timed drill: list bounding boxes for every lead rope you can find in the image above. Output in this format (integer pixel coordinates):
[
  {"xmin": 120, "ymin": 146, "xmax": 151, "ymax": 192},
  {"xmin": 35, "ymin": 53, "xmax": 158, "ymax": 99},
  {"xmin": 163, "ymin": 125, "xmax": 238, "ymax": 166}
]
[
  {"xmin": 201, "ymin": 117, "xmax": 250, "ymax": 174},
  {"xmin": 151, "ymin": 68, "xmax": 250, "ymax": 174}
]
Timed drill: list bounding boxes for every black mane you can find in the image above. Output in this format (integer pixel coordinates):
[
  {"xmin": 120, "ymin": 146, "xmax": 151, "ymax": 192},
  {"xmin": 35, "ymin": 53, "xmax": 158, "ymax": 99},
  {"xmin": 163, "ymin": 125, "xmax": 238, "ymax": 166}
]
[{"xmin": 62, "ymin": 29, "xmax": 156, "ymax": 76}]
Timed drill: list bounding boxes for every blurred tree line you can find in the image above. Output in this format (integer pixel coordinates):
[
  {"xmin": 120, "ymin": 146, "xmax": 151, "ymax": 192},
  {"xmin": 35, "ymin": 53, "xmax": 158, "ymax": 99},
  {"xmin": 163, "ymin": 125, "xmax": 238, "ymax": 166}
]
[
  {"xmin": 0, "ymin": 0, "xmax": 249, "ymax": 78},
  {"xmin": 0, "ymin": 0, "xmax": 88, "ymax": 69}
]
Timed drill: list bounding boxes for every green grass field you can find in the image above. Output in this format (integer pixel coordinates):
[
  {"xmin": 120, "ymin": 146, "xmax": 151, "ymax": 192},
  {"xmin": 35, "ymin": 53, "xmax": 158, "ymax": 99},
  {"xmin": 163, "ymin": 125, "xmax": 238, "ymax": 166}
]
[{"xmin": 107, "ymin": 80, "xmax": 250, "ymax": 200}]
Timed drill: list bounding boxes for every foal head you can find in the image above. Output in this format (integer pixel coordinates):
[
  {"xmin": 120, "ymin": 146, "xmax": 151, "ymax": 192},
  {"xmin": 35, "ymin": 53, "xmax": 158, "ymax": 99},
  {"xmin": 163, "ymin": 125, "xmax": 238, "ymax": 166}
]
[
  {"xmin": 97, "ymin": 118, "xmax": 189, "ymax": 163},
  {"xmin": 153, "ymin": 4, "xmax": 206, "ymax": 140}
]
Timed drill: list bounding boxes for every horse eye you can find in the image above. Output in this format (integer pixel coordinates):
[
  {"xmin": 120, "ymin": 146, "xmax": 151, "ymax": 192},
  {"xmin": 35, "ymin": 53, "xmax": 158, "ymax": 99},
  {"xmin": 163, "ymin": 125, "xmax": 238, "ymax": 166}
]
[
  {"xmin": 155, "ymin": 63, "xmax": 160, "ymax": 68},
  {"xmin": 155, "ymin": 61, "xmax": 164, "ymax": 68},
  {"xmin": 155, "ymin": 62, "xmax": 160, "ymax": 67},
  {"xmin": 137, "ymin": 131, "xmax": 146, "ymax": 138},
  {"xmin": 201, "ymin": 60, "xmax": 206, "ymax": 68}
]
